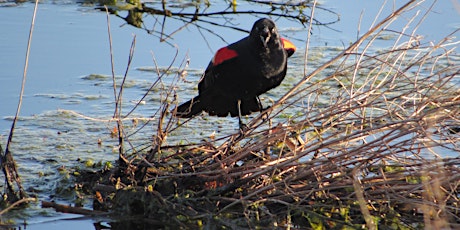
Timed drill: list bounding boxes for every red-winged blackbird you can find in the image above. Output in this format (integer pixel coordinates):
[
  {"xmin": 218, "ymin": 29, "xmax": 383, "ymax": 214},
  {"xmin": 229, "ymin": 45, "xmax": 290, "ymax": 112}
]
[{"xmin": 175, "ymin": 18, "xmax": 296, "ymax": 127}]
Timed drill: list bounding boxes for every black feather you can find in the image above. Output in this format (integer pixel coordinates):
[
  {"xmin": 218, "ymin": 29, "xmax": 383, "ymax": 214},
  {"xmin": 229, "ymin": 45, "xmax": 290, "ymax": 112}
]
[{"xmin": 174, "ymin": 18, "xmax": 295, "ymax": 119}]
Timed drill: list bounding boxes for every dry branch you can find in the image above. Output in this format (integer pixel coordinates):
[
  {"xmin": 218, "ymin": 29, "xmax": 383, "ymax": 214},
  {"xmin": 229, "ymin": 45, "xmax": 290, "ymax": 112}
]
[{"xmin": 41, "ymin": 201, "xmax": 109, "ymax": 216}]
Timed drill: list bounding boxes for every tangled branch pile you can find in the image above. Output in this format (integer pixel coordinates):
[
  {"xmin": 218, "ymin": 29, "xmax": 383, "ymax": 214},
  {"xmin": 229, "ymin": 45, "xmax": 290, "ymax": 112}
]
[{"xmin": 77, "ymin": 1, "xmax": 460, "ymax": 229}]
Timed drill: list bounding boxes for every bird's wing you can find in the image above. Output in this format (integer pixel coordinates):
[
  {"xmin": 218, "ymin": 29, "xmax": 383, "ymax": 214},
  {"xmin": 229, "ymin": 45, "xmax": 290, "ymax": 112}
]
[
  {"xmin": 198, "ymin": 46, "xmax": 240, "ymax": 93},
  {"xmin": 212, "ymin": 47, "xmax": 239, "ymax": 66}
]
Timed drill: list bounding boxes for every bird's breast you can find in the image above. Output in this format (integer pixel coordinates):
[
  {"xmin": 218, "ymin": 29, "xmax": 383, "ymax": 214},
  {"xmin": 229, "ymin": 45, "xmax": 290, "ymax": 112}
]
[{"xmin": 259, "ymin": 50, "xmax": 286, "ymax": 78}]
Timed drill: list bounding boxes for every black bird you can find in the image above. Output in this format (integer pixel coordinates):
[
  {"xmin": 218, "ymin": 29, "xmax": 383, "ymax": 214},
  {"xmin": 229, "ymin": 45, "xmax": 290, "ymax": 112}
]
[{"xmin": 175, "ymin": 18, "xmax": 296, "ymax": 129}]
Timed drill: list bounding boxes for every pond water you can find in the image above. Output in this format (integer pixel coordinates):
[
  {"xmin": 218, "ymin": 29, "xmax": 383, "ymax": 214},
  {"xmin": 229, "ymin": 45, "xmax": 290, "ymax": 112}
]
[{"xmin": 0, "ymin": 0, "xmax": 458, "ymax": 228}]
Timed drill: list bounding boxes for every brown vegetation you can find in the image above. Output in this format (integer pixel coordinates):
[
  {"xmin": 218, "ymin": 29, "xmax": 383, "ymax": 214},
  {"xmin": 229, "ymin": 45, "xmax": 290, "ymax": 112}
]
[{"xmin": 73, "ymin": 1, "xmax": 460, "ymax": 229}]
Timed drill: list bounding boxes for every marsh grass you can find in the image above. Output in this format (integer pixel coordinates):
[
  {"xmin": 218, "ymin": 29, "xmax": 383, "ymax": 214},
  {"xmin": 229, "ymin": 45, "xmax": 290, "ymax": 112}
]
[{"xmin": 67, "ymin": 1, "xmax": 460, "ymax": 229}]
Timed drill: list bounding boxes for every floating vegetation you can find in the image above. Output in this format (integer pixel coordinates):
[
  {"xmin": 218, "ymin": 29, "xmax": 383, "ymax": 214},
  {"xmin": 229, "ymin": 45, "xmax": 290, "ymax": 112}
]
[{"xmin": 81, "ymin": 74, "xmax": 111, "ymax": 81}]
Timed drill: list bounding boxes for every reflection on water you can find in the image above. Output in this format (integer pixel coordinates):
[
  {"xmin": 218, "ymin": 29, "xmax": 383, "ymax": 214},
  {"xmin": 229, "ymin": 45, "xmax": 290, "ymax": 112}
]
[{"xmin": 0, "ymin": 0, "xmax": 459, "ymax": 228}]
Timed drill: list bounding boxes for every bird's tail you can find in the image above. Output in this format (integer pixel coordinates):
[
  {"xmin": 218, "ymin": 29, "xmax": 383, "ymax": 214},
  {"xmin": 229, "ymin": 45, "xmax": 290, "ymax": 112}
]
[{"xmin": 174, "ymin": 96, "xmax": 203, "ymax": 118}]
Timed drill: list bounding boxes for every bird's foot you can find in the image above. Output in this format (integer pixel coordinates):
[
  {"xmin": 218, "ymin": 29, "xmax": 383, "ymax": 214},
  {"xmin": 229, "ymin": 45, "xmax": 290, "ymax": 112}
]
[
  {"xmin": 239, "ymin": 122, "xmax": 249, "ymax": 134},
  {"xmin": 261, "ymin": 106, "xmax": 271, "ymax": 122},
  {"xmin": 261, "ymin": 105, "xmax": 271, "ymax": 112}
]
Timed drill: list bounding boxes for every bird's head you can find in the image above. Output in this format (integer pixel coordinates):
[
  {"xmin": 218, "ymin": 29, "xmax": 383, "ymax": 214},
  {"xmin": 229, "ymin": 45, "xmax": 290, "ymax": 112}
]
[{"xmin": 250, "ymin": 18, "xmax": 280, "ymax": 49}]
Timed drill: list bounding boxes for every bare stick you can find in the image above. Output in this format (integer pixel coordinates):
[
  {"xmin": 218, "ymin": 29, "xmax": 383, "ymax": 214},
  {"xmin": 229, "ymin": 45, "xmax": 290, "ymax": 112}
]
[
  {"xmin": 352, "ymin": 171, "xmax": 377, "ymax": 230},
  {"xmin": 41, "ymin": 201, "xmax": 108, "ymax": 216},
  {"xmin": 104, "ymin": 6, "xmax": 126, "ymax": 162},
  {"xmin": 0, "ymin": 198, "xmax": 37, "ymax": 216},
  {"xmin": 303, "ymin": 0, "xmax": 317, "ymax": 77},
  {"xmin": 1, "ymin": 0, "xmax": 40, "ymax": 202},
  {"xmin": 105, "ymin": 5, "xmax": 118, "ymax": 118}
]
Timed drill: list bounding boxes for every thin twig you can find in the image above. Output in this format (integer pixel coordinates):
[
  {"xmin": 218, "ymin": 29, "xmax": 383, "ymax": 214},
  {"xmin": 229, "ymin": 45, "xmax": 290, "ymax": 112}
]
[
  {"xmin": 105, "ymin": 5, "xmax": 125, "ymax": 162},
  {"xmin": 0, "ymin": 198, "xmax": 37, "ymax": 215},
  {"xmin": 1, "ymin": 0, "xmax": 40, "ymax": 201}
]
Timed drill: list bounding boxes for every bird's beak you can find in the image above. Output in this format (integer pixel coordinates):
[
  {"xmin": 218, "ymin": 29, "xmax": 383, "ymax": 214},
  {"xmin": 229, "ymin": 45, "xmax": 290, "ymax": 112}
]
[{"xmin": 260, "ymin": 27, "xmax": 271, "ymax": 48}]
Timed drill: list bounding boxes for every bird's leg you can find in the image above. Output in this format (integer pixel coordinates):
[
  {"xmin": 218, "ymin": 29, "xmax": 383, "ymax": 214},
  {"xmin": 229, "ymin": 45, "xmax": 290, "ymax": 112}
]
[
  {"xmin": 237, "ymin": 100, "xmax": 248, "ymax": 132},
  {"xmin": 257, "ymin": 96, "xmax": 269, "ymax": 122},
  {"xmin": 256, "ymin": 96, "xmax": 263, "ymax": 111}
]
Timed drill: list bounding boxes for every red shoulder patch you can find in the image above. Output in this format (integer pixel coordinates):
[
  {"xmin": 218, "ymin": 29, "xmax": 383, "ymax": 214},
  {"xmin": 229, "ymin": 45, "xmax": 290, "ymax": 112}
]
[
  {"xmin": 212, "ymin": 47, "xmax": 238, "ymax": 65},
  {"xmin": 281, "ymin": 38, "xmax": 296, "ymax": 57}
]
